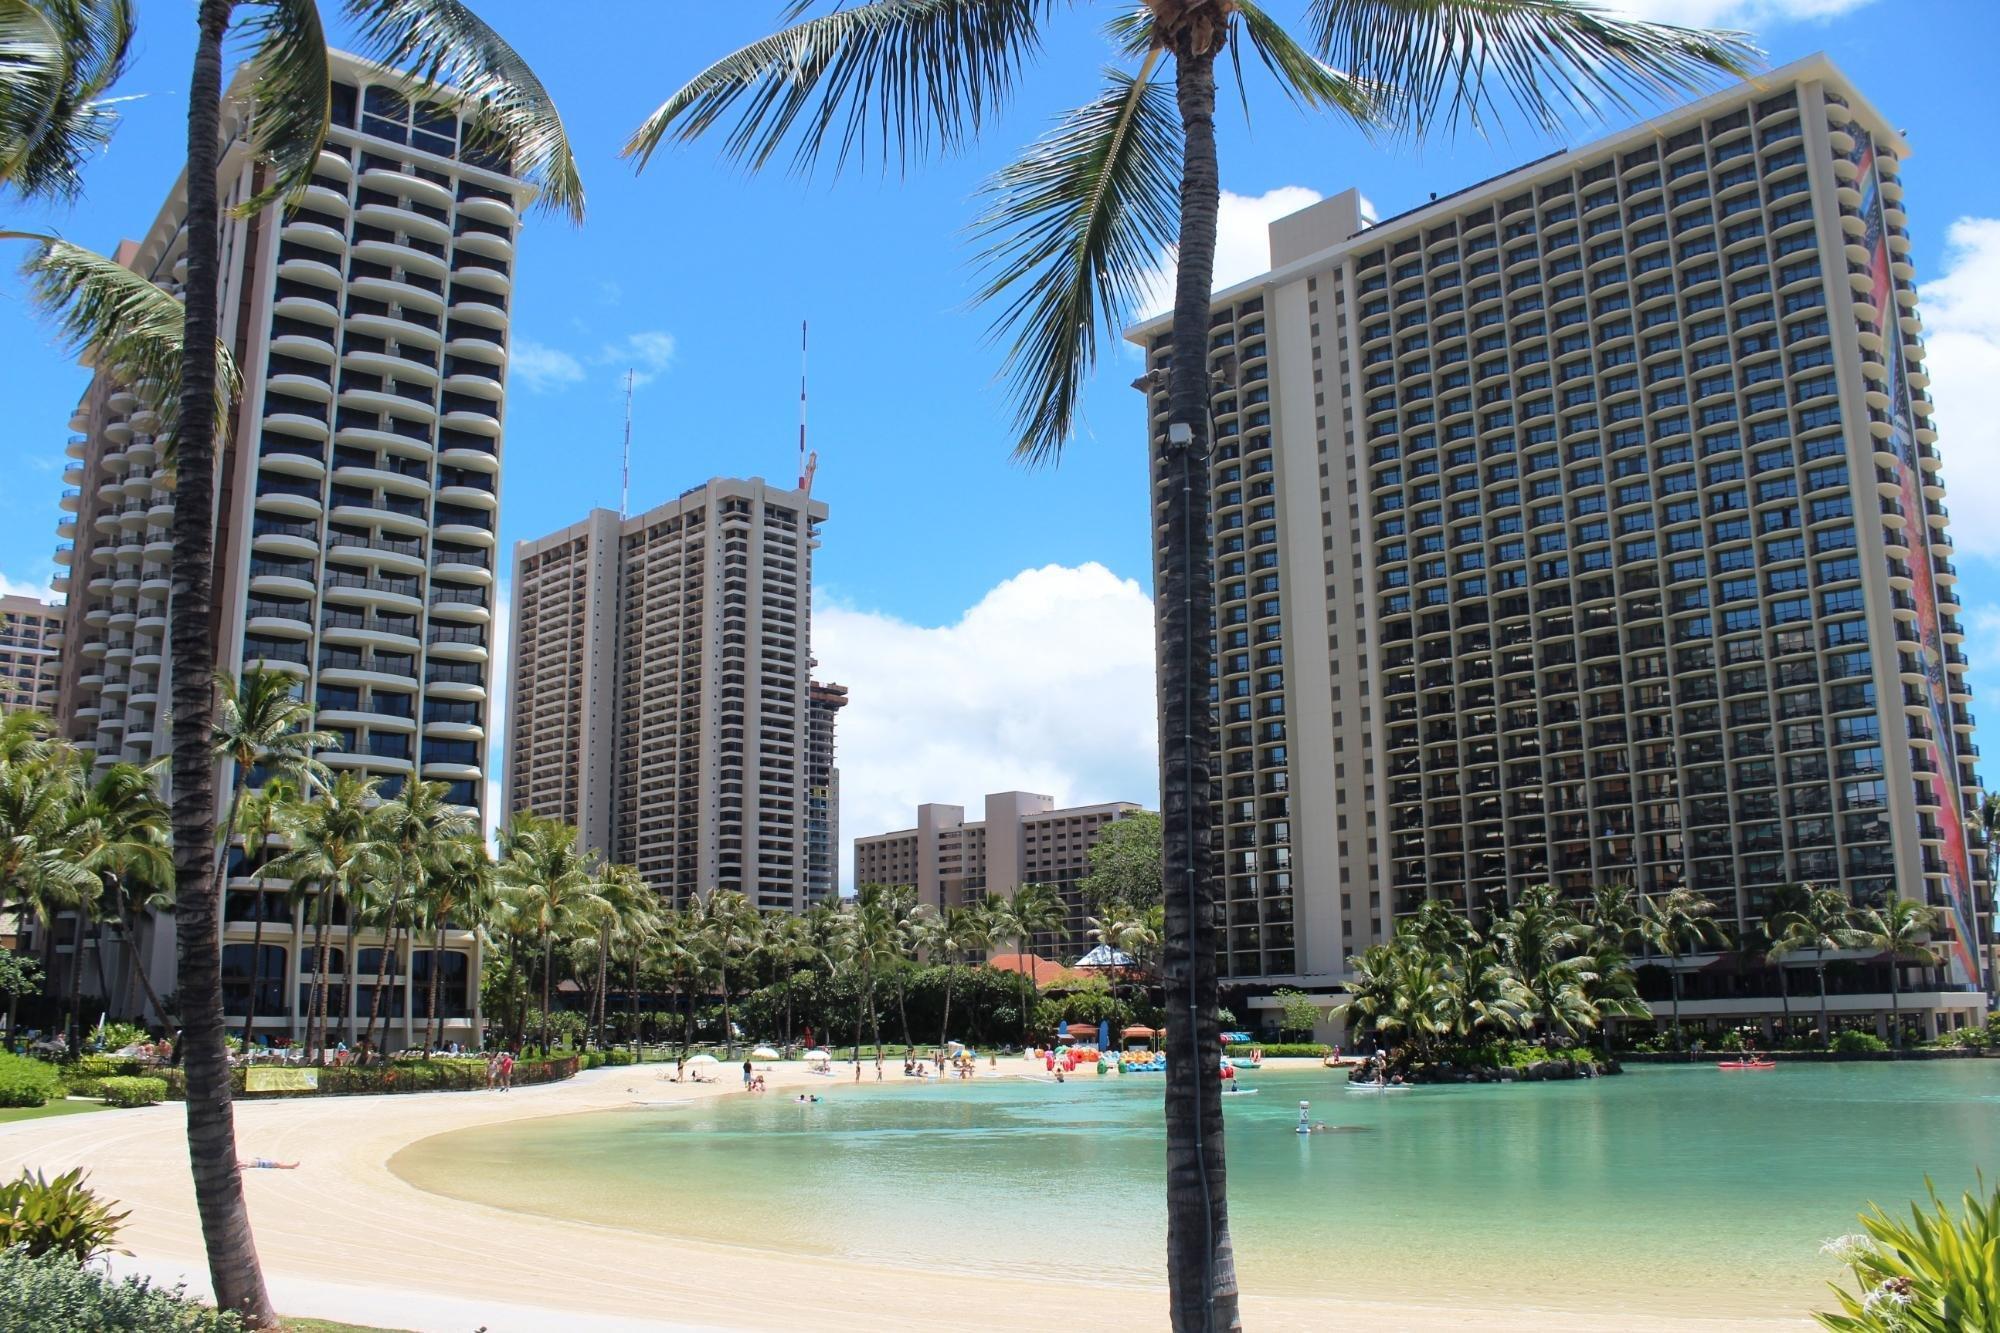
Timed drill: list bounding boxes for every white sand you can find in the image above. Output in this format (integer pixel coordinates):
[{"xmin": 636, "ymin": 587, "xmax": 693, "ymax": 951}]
[{"xmin": 0, "ymin": 1058, "xmax": 1807, "ymax": 1331}]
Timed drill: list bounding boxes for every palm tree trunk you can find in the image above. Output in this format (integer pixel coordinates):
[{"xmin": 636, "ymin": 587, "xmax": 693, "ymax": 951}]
[
  {"xmin": 1816, "ymin": 958, "xmax": 1831, "ymax": 1049},
  {"xmin": 123, "ymin": 913, "xmax": 166, "ymax": 1027},
  {"xmin": 307, "ymin": 883, "xmax": 333, "ymax": 1059},
  {"xmin": 365, "ymin": 908, "xmax": 395, "ymax": 1054},
  {"xmin": 1158, "ymin": 32, "xmax": 1236, "ymax": 1331},
  {"xmin": 1668, "ymin": 958, "xmax": 1682, "ymax": 1046},
  {"xmin": 243, "ymin": 874, "xmax": 266, "ymax": 1049},
  {"xmin": 1888, "ymin": 951, "xmax": 1901, "ymax": 1051},
  {"xmin": 172, "ymin": 3, "xmax": 272, "ymax": 1322},
  {"xmin": 67, "ymin": 892, "xmax": 95, "ymax": 1051},
  {"xmin": 1776, "ymin": 958, "xmax": 1791, "ymax": 1043},
  {"xmin": 341, "ymin": 916, "xmax": 358, "ymax": 1047},
  {"xmin": 895, "ymin": 970, "xmax": 911, "ymax": 1049},
  {"xmin": 719, "ymin": 959, "xmax": 731, "ymax": 1056},
  {"xmin": 424, "ymin": 924, "xmax": 444, "ymax": 1057},
  {"xmin": 593, "ymin": 923, "xmax": 609, "ymax": 1051},
  {"xmin": 539, "ymin": 928, "xmax": 553, "ymax": 1055}
]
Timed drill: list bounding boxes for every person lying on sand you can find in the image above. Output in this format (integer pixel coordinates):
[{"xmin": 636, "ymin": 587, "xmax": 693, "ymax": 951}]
[{"xmin": 237, "ymin": 1158, "xmax": 298, "ymax": 1170}]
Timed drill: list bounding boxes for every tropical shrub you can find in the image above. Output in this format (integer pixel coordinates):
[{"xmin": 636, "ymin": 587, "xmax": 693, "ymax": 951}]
[
  {"xmin": 0, "ymin": 1168, "xmax": 129, "ymax": 1262},
  {"xmin": 1833, "ymin": 1030, "xmax": 1891, "ymax": 1055},
  {"xmin": 1225, "ymin": 1043, "xmax": 1330, "ymax": 1059},
  {"xmin": 0, "ymin": 1248, "xmax": 240, "ymax": 1331},
  {"xmin": 86, "ymin": 1022, "xmax": 150, "ymax": 1053},
  {"xmin": 1816, "ymin": 1179, "xmax": 2000, "ymax": 1330},
  {"xmin": 98, "ymin": 1077, "xmax": 167, "ymax": 1109},
  {"xmin": 0, "ymin": 1052, "xmax": 65, "ymax": 1108}
]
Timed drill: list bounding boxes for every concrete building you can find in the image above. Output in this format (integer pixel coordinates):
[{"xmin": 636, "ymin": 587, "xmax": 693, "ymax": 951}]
[
  {"xmin": 806, "ymin": 680, "xmax": 848, "ymax": 903},
  {"xmin": 0, "ymin": 594, "xmax": 62, "ymax": 715},
  {"xmin": 854, "ymin": 792, "xmax": 1146, "ymax": 957},
  {"xmin": 1128, "ymin": 54, "xmax": 1987, "ymax": 1039},
  {"xmin": 44, "ymin": 52, "xmax": 528, "ymax": 1046},
  {"xmin": 507, "ymin": 478, "xmax": 829, "ymax": 913}
]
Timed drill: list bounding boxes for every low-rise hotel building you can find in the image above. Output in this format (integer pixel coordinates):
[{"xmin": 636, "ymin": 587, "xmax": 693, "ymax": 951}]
[{"xmin": 0, "ymin": 594, "xmax": 62, "ymax": 715}]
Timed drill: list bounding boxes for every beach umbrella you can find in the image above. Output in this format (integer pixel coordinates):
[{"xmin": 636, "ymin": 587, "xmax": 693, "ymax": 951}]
[
  {"xmin": 806, "ymin": 1048, "xmax": 833, "ymax": 1062},
  {"xmin": 686, "ymin": 1053, "xmax": 720, "ymax": 1066},
  {"xmin": 751, "ymin": 1046, "xmax": 781, "ymax": 1059}
]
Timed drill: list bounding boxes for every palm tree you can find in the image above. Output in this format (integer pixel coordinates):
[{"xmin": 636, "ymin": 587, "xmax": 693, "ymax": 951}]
[
  {"xmin": 839, "ymin": 884, "xmax": 898, "ymax": 1066},
  {"xmin": 418, "ymin": 831, "xmax": 494, "ymax": 1056},
  {"xmin": 0, "ymin": 732, "xmax": 96, "ymax": 1043},
  {"xmin": 270, "ymin": 771, "xmax": 386, "ymax": 1060},
  {"xmin": 60, "ymin": 760, "xmax": 173, "ymax": 1049},
  {"xmin": 1639, "ymin": 887, "xmax": 1725, "ymax": 1046},
  {"xmin": 589, "ymin": 864, "xmax": 653, "ymax": 1051},
  {"xmin": 694, "ymin": 889, "xmax": 758, "ymax": 1056},
  {"xmin": 209, "ymin": 668, "xmax": 335, "ymax": 889},
  {"xmin": 367, "ymin": 780, "xmax": 472, "ymax": 1052},
  {"xmin": 1492, "ymin": 886, "xmax": 1593, "ymax": 1050},
  {"xmin": 981, "ymin": 882, "xmax": 1064, "ymax": 1048},
  {"xmin": 1761, "ymin": 882, "xmax": 1812, "ymax": 1045},
  {"xmin": 765, "ymin": 908, "xmax": 828, "ymax": 1047},
  {"xmin": 1980, "ymin": 792, "xmax": 2000, "ymax": 999},
  {"xmin": 230, "ymin": 778, "xmax": 296, "ymax": 1049},
  {"xmin": 912, "ymin": 905, "xmax": 984, "ymax": 1052},
  {"xmin": 1844, "ymin": 897, "xmax": 1938, "ymax": 1051},
  {"xmin": 1769, "ymin": 883, "xmax": 1858, "ymax": 1050},
  {"xmin": 497, "ymin": 816, "xmax": 604, "ymax": 1055},
  {"xmin": 634, "ymin": 10, "xmax": 1753, "ymax": 1321}
]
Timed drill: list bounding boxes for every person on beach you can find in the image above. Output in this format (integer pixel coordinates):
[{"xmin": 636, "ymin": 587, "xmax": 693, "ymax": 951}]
[
  {"xmin": 484, "ymin": 1052, "xmax": 499, "ymax": 1089},
  {"xmin": 743, "ymin": 1059, "xmax": 753, "ymax": 1089},
  {"xmin": 237, "ymin": 1158, "xmax": 298, "ymax": 1170},
  {"xmin": 499, "ymin": 1051, "xmax": 515, "ymax": 1091}
]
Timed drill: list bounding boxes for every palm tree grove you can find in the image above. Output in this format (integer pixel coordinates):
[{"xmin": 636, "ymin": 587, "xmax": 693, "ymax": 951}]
[{"xmin": 2, "ymin": 2, "xmax": 1999, "ymax": 1331}]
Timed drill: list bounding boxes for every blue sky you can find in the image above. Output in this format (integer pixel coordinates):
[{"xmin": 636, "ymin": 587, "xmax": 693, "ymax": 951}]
[{"xmin": 6, "ymin": 1, "xmax": 2000, "ymax": 876}]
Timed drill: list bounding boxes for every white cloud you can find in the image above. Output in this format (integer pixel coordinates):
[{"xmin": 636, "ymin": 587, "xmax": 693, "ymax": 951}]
[
  {"xmin": 597, "ymin": 329, "xmax": 678, "ymax": 388},
  {"xmin": 0, "ymin": 571, "xmax": 56, "ymax": 602},
  {"xmin": 1916, "ymin": 217, "xmax": 2000, "ymax": 558},
  {"xmin": 1139, "ymin": 185, "xmax": 1324, "ymax": 318},
  {"xmin": 483, "ymin": 575, "xmax": 512, "ymax": 839},
  {"xmin": 813, "ymin": 563, "xmax": 1160, "ymax": 892},
  {"xmin": 510, "ymin": 339, "xmax": 585, "ymax": 393},
  {"xmin": 1604, "ymin": 0, "xmax": 1873, "ymax": 23}
]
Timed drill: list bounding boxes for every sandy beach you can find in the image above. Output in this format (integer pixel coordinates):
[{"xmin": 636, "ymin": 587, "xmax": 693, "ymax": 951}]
[{"xmin": 0, "ymin": 1057, "xmax": 1808, "ymax": 1331}]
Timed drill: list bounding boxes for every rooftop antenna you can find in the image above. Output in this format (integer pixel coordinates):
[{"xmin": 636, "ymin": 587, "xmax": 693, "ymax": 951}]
[
  {"xmin": 798, "ymin": 319, "xmax": 817, "ymax": 495},
  {"xmin": 620, "ymin": 367, "xmax": 634, "ymax": 518}
]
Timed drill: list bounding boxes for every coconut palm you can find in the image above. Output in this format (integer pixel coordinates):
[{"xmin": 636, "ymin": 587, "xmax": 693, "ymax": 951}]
[
  {"xmin": 1769, "ymin": 883, "xmax": 1859, "ymax": 1050},
  {"xmin": 1845, "ymin": 897, "xmax": 1938, "ymax": 1051},
  {"xmin": 210, "ymin": 668, "xmax": 335, "ymax": 886},
  {"xmin": 229, "ymin": 777, "xmax": 296, "ymax": 1049},
  {"xmin": 1492, "ymin": 885, "xmax": 1594, "ymax": 1050},
  {"xmin": 766, "ymin": 907, "xmax": 829, "ymax": 1047},
  {"xmin": 980, "ymin": 882, "xmax": 1064, "ymax": 1047},
  {"xmin": 1980, "ymin": 791, "xmax": 2000, "ymax": 998},
  {"xmin": 839, "ymin": 884, "xmax": 899, "ymax": 1065},
  {"xmin": 366, "ymin": 780, "xmax": 472, "ymax": 1052},
  {"xmin": 497, "ymin": 815, "xmax": 605, "ymax": 1056},
  {"xmin": 270, "ymin": 770, "xmax": 386, "ymax": 1060},
  {"xmin": 634, "ymin": 8, "xmax": 1754, "ymax": 1319},
  {"xmin": 1638, "ymin": 886, "xmax": 1725, "ymax": 1046},
  {"xmin": 1761, "ymin": 882, "xmax": 1812, "ymax": 1044},
  {"xmin": 417, "ymin": 830, "xmax": 493, "ymax": 1056},
  {"xmin": 59, "ymin": 759, "xmax": 173, "ymax": 1049},
  {"xmin": 0, "ymin": 728, "xmax": 96, "ymax": 1045},
  {"xmin": 694, "ymin": 889, "xmax": 759, "ymax": 1055},
  {"xmin": 912, "ymin": 904, "xmax": 985, "ymax": 1051},
  {"xmin": 589, "ymin": 864, "xmax": 654, "ymax": 1051}
]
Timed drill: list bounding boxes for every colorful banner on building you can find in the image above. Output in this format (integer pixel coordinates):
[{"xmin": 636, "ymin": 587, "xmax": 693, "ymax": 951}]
[
  {"xmin": 245, "ymin": 1066, "xmax": 319, "ymax": 1093},
  {"xmin": 1849, "ymin": 125, "xmax": 1980, "ymax": 985}
]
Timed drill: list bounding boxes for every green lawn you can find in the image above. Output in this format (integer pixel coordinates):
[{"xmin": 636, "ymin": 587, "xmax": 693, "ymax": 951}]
[
  {"xmin": 0, "ymin": 1098, "xmax": 110, "ymax": 1125},
  {"xmin": 281, "ymin": 1319, "xmax": 412, "ymax": 1332}
]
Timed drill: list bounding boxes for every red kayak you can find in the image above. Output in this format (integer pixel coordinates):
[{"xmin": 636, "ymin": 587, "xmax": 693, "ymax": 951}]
[{"xmin": 1716, "ymin": 1060, "xmax": 1776, "ymax": 1071}]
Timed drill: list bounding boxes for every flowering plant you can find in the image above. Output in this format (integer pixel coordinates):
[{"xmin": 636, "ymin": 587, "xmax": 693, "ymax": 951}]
[{"xmin": 1816, "ymin": 1177, "xmax": 2000, "ymax": 1331}]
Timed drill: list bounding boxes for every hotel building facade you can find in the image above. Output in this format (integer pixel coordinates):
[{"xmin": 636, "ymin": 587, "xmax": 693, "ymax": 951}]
[
  {"xmin": 806, "ymin": 681, "xmax": 849, "ymax": 903},
  {"xmin": 0, "ymin": 595, "xmax": 62, "ymax": 715},
  {"xmin": 854, "ymin": 791, "xmax": 1146, "ymax": 957},
  {"xmin": 45, "ymin": 52, "xmax": 525, "ymax": 1045},
  {"xmin": 1129, "ymin": 54, "xmax": 1987, "ymax": 1037},
  {"xmin": 506, "ymin": 478, "xmax": 830, "ymax": 913}
]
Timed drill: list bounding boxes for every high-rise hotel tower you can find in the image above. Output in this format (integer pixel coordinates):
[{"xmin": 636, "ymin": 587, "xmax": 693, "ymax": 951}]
[
  {"xmin": 1130, "ymin": 54, "xmax": 1987, "ymax": 1036},
  {"xmin": 506, "ymin": 479, "xmax": 832, "ymax": 913},
  {"xmin": 47, "ymin": 52, "xmax": 528, "ymax": 1045}
]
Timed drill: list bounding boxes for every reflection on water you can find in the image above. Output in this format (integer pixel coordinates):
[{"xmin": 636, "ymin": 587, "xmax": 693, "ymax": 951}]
[{"xmin": 390, "ymin": 1062, "xmax": 2000, "ymax": 1316}]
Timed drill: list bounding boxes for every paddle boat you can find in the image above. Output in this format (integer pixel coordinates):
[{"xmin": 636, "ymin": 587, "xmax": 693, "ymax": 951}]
[
  {"xmin": 1716, "ymin": 1059, "xmax": 1776, "ymax": 1071},
  {"xmin": 1344, "ymin": 1076, "xmax": 1412, "ymax": 1094}
]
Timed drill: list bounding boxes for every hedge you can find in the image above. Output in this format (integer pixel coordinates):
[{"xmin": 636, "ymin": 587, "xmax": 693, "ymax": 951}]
[
  {"xmin": 153, "ymin": 1054, "xmax": 581, "ymax": 1100},
  {"xmin": 0, "ymin": 1052, "xmax": 65, "ymax": 1108},
  {"xmin": 98, "ymin": 1077, "xmax": 167, "ymax": 1108},
  {"xmin": 1225, "ymin": 1043, "xmax": 1331, "ymax": 1059}
]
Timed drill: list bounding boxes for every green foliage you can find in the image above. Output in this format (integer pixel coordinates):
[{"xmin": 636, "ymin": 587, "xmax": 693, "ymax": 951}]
[
  {"xmin": 87, "ymin": 1021, "xmax": 149, "ymax": 1053},
  {"xmin": 1274, "ymin": 988, "xmax": 1319, "ymax": 1040},
  {"xmin": 1832, "ymin": 1030, "xmax": 1891, "ymax": 1055},
  {"xmin": 97, "ymin": 1076, "xmax": 165, "ymax": 1108},
  {"xmin": 0, "ymin": 1052, "xmax": 65, "ymax": 1108},
  {"xmin": 1078, "ymin": 810, "xmax": 1163, "ymax": 914},
  {"xmin": 1816, "ymin": 1178, "xmax": 2000, "ymax": 1330},
  {"xmin": 150, "ymin": 1055, "xmax": 582, "ymax": 1100},
  {"xmin": 0, "ymin": 949, "xmax": 42, "ymax": 1001},
  {"xmin": 0, "ymin": 1168, "xmax": 128, "ymax": 1261},
  {"xmin": 0, "ymin": 1248, "xmax": 240, "ymax": 1331},
  {"xmin": 1224, "ymin": 1043, "xmax": 1328, "ymax": 1059}
]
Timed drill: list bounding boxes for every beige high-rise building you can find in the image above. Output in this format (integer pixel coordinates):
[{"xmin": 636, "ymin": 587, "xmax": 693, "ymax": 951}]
[
  {"xmin": 41, "ymin": 51, "xmax": 523, "ymax": 1046},
  {"xmin": 854, "ymin": 792, "xmax": 1146, "ymax": 956},
  {"xmin": 1128, "ymin": 53, "xmax": 1987, "ymax": 1039},
  {"xmin": 0, "ymin": 595, "xmax": 62, "ymax": 715},
  {"xmin": 507, "ymin": 478, "xmax": 829, "ymax": 912},
  {"xmin": 806, "ymin": 681, "xmax": 849, "ymax": 903}
]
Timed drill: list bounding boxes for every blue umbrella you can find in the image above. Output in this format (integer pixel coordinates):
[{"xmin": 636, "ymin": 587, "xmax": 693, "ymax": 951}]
[{"xmin": 1099, "ymin": 1020, "xmax": 1110, "ymax": 1051}]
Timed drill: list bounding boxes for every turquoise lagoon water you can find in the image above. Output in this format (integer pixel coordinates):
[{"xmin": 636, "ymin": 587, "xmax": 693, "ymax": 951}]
[{"xmin": 389, "ymin": 1063, "xmax": 2000, "ymax": 1316}]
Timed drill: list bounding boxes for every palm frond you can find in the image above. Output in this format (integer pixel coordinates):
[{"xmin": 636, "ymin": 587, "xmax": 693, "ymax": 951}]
[
  {"xmin": 14, "ymin": 233, "xmax": 240, "ymax": 440},
  {"xmin": 1234, "ymin": 0, "xmax": 1378, "ymax": 120},
  {"xmin": 624, "ymin": 0, "xmax": 1057, "ymax": 178},
  {"xmin": 233, "ymin": 0, "xmax": 330, "ymax": 214},
  {"xmin": 0, "ymin": 0, "xmax": 133, "ymax": 202},
  {"xmin": 1305, "ymin": 0, "xmax": 1759, "ymax": 136},
  {"xmin": 342, "ymin": 0, "xmax": 584, "ymax": 222},
  {"xmin": 972, "ymin": 56, "xmax": 1180, "ymax": 465}
]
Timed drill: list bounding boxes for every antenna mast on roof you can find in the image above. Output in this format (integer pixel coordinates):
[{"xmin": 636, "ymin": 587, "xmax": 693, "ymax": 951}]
[
  {"xmin": 620, "ymin": 368, "xmax": 634, "ymax": 518},
  {"xmin": 798, "ymin": 319, "xmax": 817, "ymax": 494}
]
